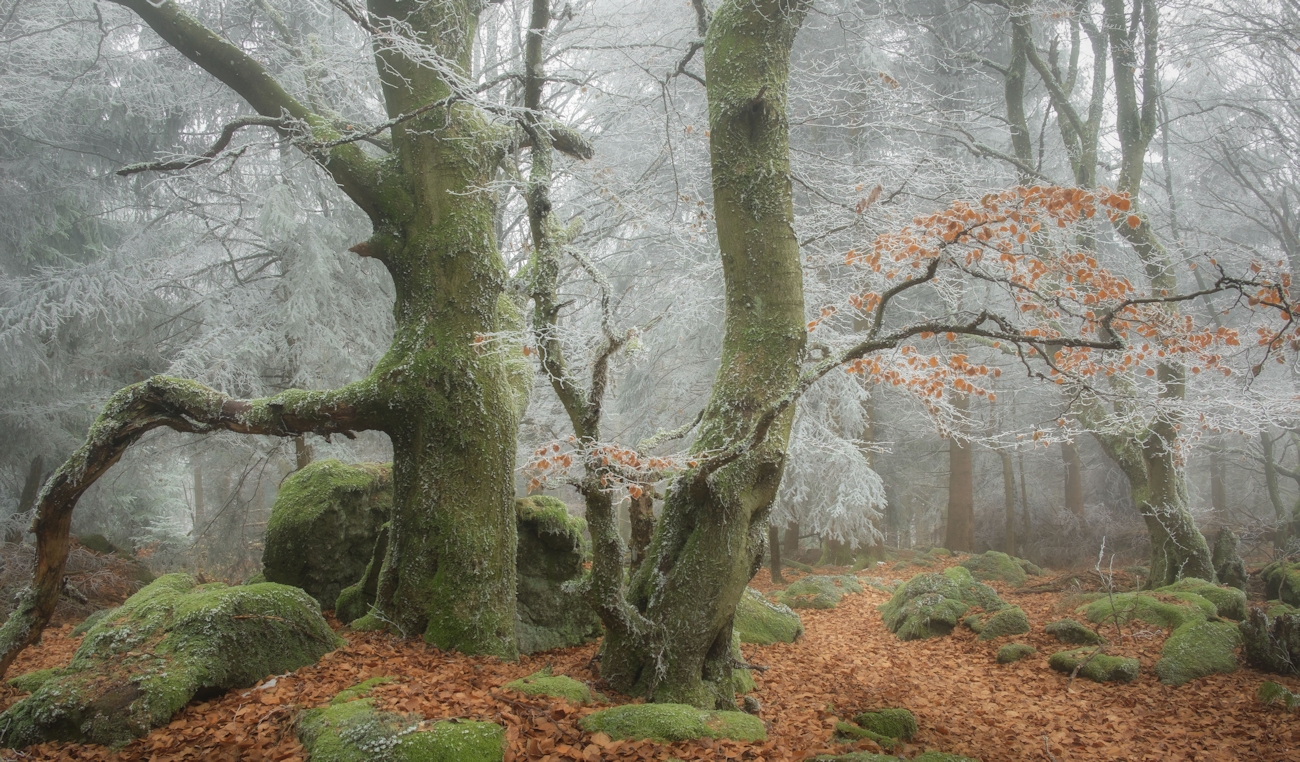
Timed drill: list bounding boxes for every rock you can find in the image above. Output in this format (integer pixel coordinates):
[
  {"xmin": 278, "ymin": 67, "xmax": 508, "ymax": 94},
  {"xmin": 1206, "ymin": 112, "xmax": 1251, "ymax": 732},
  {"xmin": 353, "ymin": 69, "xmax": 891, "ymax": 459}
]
[
  {"xmin": 833, "ymin": 721, "xmax": 900, "ymax": 750},
  {"xmin": 514, "ymin": 496, "xmax": 602, "ymax": 654},
  {"xmin": 996, "ymin": 643, "xmax": 1036, "ymax": 664},
  {"xmin": 1241, "ymin": 605, "xmax": 1300, "ymax": 676},
  {"xmin": 1260, "ymin": 561, "xmax": 1300, "ymax": 607},
  {"xmin": 879, "ymin": 568, "xmax": 1006, "ymax": 641},
  {"xmin": 1155, "ymin": 579, "xmax": 1247, "ymax": 621},
  {"xmin": 735, "ymin": 588, "xmax": 803, "ymax": 644},
  {"xmin": 76, "ymin": 534, "xmax": 118, "ymax": 555},
  {"xmin": 0, "ymin": 574, "xmax": 341, "ymax": 748},
  {"xmin": 1044, "ymin": 619, "xmax": 1103, "ymax": 645},
  {"xmin": 1048, "ymin": 649, "xmax": 1140, "ymax": 683},
  {"xmin": 775, "ymin": 574, "xmax": 863, "ymax": 610},
  {"xmin": 959, "ymin": 551, "xmax": 1029, "ymax": 587},
  {"xmin": 741, "ymin": 696, "xmax": 761, "ymax": 714},
  {"xmin": 1080, "ymin": 591, "xmax": 1215, "ymax": 630},
  {"xmin": 975, "ymin": 607, "xmax": 1030, "ymax": 641},
  {"xmin": 504, "ymin": 669, "xmax": 600, "ymax": 704},
  {"xmin": 1155, "ymin": 620, "xmax": 1242, "ymax": 686},
  {"xmin": 298, "ymin": 680, "xmax": 505, "ymax": 762},
  {"xmin": 853, "ymin": 708, "xmax": 917, "ymax": 740},
  {"xmin": 262, "ymin": 460, "xmax": 392, "ymax": 609},
  {"xmin": 577, "ymin": 704, "xmax": 766, "ymax": 743},
  {"xmin": 1211, "ymin": 530, "xmax": 1248, "ymax": 591},
  {"xmin": 335, "ymin": 522, "xmax": 389, "ymax": 625}
]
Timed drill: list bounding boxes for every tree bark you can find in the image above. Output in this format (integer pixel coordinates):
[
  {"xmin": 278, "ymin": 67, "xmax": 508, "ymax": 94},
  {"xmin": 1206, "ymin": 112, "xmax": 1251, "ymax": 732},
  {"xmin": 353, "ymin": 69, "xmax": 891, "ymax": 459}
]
[
  {"xmin": 628, "ymin": 492, "xmax": 656, "ymax": 572},
  {"xmin": 945, "ymin": 395, "xmax": 975, "ymax": 552},
  {"xmin": 1018, "ymin": 450, "xmax": 1032, "ymax": 547},
  {"xmin": 1001, "ymin": 450, "xmax": 1017, "ymax": 555},
  {"xmin": 1063, "ymin": 440, "xmax": 1086, "ymax": 517},
  {"xmin": 769, "ymin": 523, "xmax": 784, "ymax": 583},
  {"xmin": 598, "ymin": 0, "xmax": 810, "ymax": 708},
  {"xmin": 9, "ymin": 455, "xmax": 42, "ymax": 544}
]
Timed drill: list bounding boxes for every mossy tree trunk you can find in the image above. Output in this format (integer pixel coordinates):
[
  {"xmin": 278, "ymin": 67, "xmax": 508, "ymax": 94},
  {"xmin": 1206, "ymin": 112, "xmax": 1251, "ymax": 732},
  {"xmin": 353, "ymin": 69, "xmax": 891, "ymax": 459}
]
[
  {"xmin": 596, "ymin": 0, "xmax": 811, "ymax": 709},
  {"xmin": 0, "ymin": 0, "xmax": 594, "ymax": 674}
]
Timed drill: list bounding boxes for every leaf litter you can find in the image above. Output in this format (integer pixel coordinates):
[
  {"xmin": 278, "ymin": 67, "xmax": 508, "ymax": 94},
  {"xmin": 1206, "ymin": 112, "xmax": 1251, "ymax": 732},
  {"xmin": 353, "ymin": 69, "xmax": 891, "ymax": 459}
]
[{"xmin": 0, "ymin": 556, "xmax": 1296, "ymax": 761}]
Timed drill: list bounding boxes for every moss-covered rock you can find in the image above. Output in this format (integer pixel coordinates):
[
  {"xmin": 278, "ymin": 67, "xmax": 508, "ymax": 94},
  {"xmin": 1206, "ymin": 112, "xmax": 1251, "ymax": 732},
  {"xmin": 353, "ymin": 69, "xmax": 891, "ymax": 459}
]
[
  {"xmin": 853, "ymin": 708, "xmax": 916, "ymax": 740},
  {"xmin": 504, "ymin": 669, "xmax": 599, "ymax": 704},
  {"xmin": 298, "ymin": 687, "xmax": 504, "ymax": 762},
  {"xmin": 335, "ymin": 523, "xmax": 389, "ymax": 625},
  {"xmin": 7, "ymin": 668, "xmax": 68, "ymax": 694},
  {"xmin": 70, "ymin": 607, "xmax": 117, "ymax": 637},
  {"xmin": 996, "ymin": 643, "xmax": 1036, "ymax": 664},
  {"xmin": 959, "ymin": 551, "xmax": 1028, "ymax": 587},
  {"xmin": 514, "ymin": 496, "xmax": 601, "ymax": 654},
  {"xmin": 735, "ymin": 587, "xmax": 803, "ymax": 644},
  {"xmin": 330, "ymin": 676, "xmax": 395, "ymax": 705},
  {"xmin": 1155, "ymin": 579, "xmax": 1247, "ymax": 621},
  {"xmin": 262, "ymin": 460, "xmax": 392, "ymax": 609},
  {"xmin": 0, "ymin": 574, "xmax": 342, "ymax": 748},
  {"xmin": 1155, "ymin": 620, "xmax": 1242, "ymax": 686},
  {"xmin": 1211, "ymin": 530, "xmax": 1247, "ymax": 591},
  {"xmin": 1044, "ymin": 619, "xmax": 1103, "ymax": 646},
  {"xmin": 975, "ymin": 607, "xmax": 1030, "ymax": 641},
  {"xmin": 1240, "ymin": 605, "xmax": 1300, "ymax": 676},
  {"xmin": 1080, "ymin": 592, "xmax": 1214, "ymax": 630},
  {"xmin": 879, "ymin": 569, "xmax": 1006, "ymax": 641},
  {"xmin": 577, "ymin": 704, "xmax": 766, "ymax": 743},
  {"xmin": 76, "ymin": 534, "xmax": 118, "ymax": 555},
  {"xmin": 775, "ymin": 574, "xmax": 863, "ymax": 610},
  {"xmin": 1260, "ymin": 561, "xmax": 1300, "ymax": 607},
  {"xmin": 942, "ymin": 566, "xmax": 1005, "ymax": 612},
  {"xmin": 1048, "ymin": 649, "xmax": 1139, "ymax": 683},
  {"xmin": 832, "ymin": 721, "xmax": 899, "ymax": 750}
]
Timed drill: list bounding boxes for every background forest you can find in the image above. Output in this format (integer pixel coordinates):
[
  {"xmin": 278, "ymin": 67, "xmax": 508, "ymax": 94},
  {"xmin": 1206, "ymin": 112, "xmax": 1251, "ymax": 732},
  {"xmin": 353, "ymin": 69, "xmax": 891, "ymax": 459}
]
[{"xmin": 2, "ymin": 0, "xmax": 1295, "ymax": 579}]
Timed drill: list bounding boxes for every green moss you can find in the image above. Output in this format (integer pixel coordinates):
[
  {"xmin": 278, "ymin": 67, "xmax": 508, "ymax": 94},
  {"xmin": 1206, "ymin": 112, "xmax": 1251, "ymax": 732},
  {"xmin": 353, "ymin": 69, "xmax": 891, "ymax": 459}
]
[
  {"xmin": 262, "ymin": 460, "xmax": 392, "ymax": 609},
  {"xmin": 1048, "ymin": 649, "xmax": 1139, "ymax": 683},
  {"xmin": 396, "ymin": 721, "xmax": 505, "ymax": 762},
  {"xmin": 503, "ymin": 669, "xmax": 598, "ymax": 704},
  {"xmin": 1260, "ymin": 561, "xmax": 1300, "ymax": 607},
  {"xmin": 76, "ymin": 534, "xmax": 117, "ymax": 555},
  {"xmin": 247, "ymin": 573, "xmax": 267, "ymax": 585},
  {"xmin": 959, "ymin": 551, "xmax": 1028, "ymax": 587},
  {"xmin": 577, "ymin": 704, "xmax": 766, "ymax": 743},
  {"xmin": 1155, "ymin": 620, "xmax": 1242, "ymax": 686},
  {"xmin": 71, "ymin": 607, "xmax": 117, "ymax": 637},
  {"xmin": 1044, "ymin": 619, "xmax": 1103, "ymax": 645},
  {"xmin": 880, "ymin": 572, "xmax": 968, "ymax": 641},
  {"xmin": 514, "ymin": 498, "xmax": 601, "ymax": 654},
  {"xmin": 337, "ymin": 522, "xmax": 390, "ymax": 626},
  {"xmin": 996, "ymin": 643, "xmax": 1036, "ymax": 664},
  {"xmin": 1155, "ymin": 579, "xmax": 1247, "ymax": 621},
  {"xmin": 810, "ymin": 754, "xmax": 900, "ymax": 762},
  {"xmin": 976, "ymin": 607, "xmax": 1030, "ymax": 641},
  {"xmin": 735, "ymin": 587, "xmax": 803, "ymax": 644},
  {"xmin": 833, "ymin": 721, "xmax": 898, "ymax": 750},
  {"xmin": 331, "ymin": 677, "xmax": 396, "ymax": 705},
  {"xmin": 7, "ymin": 668, "xmax": 67, "ymax": 694},
  {"xmin": 0, "ymin": 574, "xmax": 342, "ymax": 748},
  {"xmin": 852, "ymin": 708, "xmax": 916, "ymax": 740},
  {"xmin": 942, "ymin": 566, "xmax": 1005, "ymax": 612},
  {"xmin": 1081, "ymin": 592, "xmax": 1213, "ymax": 630},
  {"xmin": 1239, "ymin": 606, "xmax": 1300, "ymax": 676},
  {"xmin": 775, "ymin": 575, "xmax": 863, "ymax": 610},
  {"xmin": 911, "ymin": 754, "xmax": 981, "ymax": 762}
]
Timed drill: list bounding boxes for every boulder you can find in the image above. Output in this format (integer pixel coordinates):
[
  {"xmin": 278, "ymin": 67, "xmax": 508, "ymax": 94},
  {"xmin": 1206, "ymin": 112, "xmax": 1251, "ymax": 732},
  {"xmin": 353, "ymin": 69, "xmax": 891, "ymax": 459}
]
[
  {"xmin": 298, "ymin": 679, "xmax": 504, "ymax": 762},
  {"xmin": 1260, "ymin": 561, "xmax": 1300, "ymax": 607},
  {"xmin": 0, "ymin": 574, "xmax": 341, "ymax": 748},
  {"xmin": 1211, "ymin": 529, "xmax": 1248, "ymax": 591},
  {"xmin": 1241, "ymin": 605, "xmax": 1300, "ymax": 676},
  {"xmin": 335, "ymin": 522, "xmax": 389, "ymax": 624},
  {"xmin": 1155, "ymin": 578, "xmax": 1247, "ymax": 621},
  {"xmin": 262, "ymin": 460, "xmax": 391, "ymax": 608},
  {"xmin": 1080, "ymin": 591, "xmax": 1215, "ymax": 630},
  {"xmin": 1155, "ymin": 620, "xmax": 1242, "ymax": 686},
  {"xmin": 852, "ymin": 708, "xmax": 917, "ymax": 741},
  {"xmin": 735, "ymin": 587, "xmax": 803, "ymax": 644},
  {"xmin": 514, "ymin": 496, "xmax": 601, "ymax": 654},
  {"xmin": 959, "ymin": 551, "xmax": 1030, "ymax": 587},
  {"xmin": 878, "ymin": 567, "xmax": 1005, "ymax": 641},
  {"xmin": 504, "ymin": 669, "xmax": 600, "ymax": 704},
  {"xmin": 996, "ymin": 643, "xmax": 1036, "ymax": 664},
  {"xmin": 578, "ymin": 703, "xmax": 766, "ymax": 743},
  {"xmin": 775, "ymin": 574, "xmax": 863, "ymax": 609},
  {"xmin": 1044, "ymin": 618, "xmax": 1103, "ymax": 645},
  {"xmin": 973, "ymin": 606, "xmax": 1030, "ymax": 641},
  {"xmin": 1048, "ymin": 649, "xmax": 1139, "ymax": 683}
]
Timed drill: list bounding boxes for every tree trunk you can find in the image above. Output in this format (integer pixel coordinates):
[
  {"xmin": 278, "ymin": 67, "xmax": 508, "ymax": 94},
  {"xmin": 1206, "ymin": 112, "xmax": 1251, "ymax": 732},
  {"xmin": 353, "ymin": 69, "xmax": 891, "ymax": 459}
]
[
  {"xmin": 1261, "ymin": 430, "xmax": 1289, "ymax": 548},
  {"xmin": 1209, "ymin": 445, "xmax": 1228, "ymax": 514},
  {"xmin": 1063, "ymin": 440, "xmax": 1086, "ymax": 517},
  {"xmin": 1001, "ymin": 451, "xmax": 1017, "ymax": 555},
  {"xmin": 192, "ymin": 462, "xmax": 204, "ymax": 539},
  {"xmin": 1018, "ymin": 450, "xmax": 1031, "ymax": 547},
  {"xmin": 628, "ymin": 492, "xmax": 655, "ymax": 572},
  {"xmin": 769, "ymin": 523, "xmax": 784, "ymax": 583},
  {"xmin": 945, "ymin": 396, "xmax": 975, "ymax": 552},
  {"xmin": 294, "ymin": 435, "xmax": 312, "ymax": 471},
  {"xmin": 785, "ymin": 520, "xmax": 801, "ymax": 557},
  {"xmin": 597, "ymin": 0, "xmax": 810, "ymax": 709},
  {"xmin": 9, "ymin": 456, "xmax": 42, "ymax": 544}
]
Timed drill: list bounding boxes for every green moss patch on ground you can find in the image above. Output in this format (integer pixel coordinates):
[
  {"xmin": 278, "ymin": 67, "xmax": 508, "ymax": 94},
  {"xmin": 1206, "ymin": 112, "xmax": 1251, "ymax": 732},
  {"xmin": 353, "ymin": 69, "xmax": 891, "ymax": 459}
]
[
  {"xmin": 1155, "ymin": 620, "xmax": 1242, "ymax": 686},
  {"xmin": 1155, "ymin": 579, "xmax": 1247, "ymax": 621},
  {"xmin": 852, "ymin": 708, "xmax": 916, "ymax": 740},
  {"xmin": 578, "ymin": 704, "xmax": 766, "ymax": 743},
  {"xmin": 735, "ymin": 587, "xmax": 803, "ymax": 644},
  {"xmin": 0, "ymin": 574, "xmax": 342, "ymax": 748},
  {"xmin": 1044, "ymin": 618, "xmax": 1103, "ymax": 645},
  {"xmin": 879, "ymin": 569, "xmax": 1006, "ymax": 641},
  {"xmin": 503, "ymin": 669, "xmax": 599, "ymax": 704},
  {"xmin": 996, "ymin": 643, "xmax": 1036, "ymax": 664},
  {"xmin": 974, "ymin": 607, "xmax": 1030, "ymax": 641},
  {"xmin": 959, "ymin": 551, "xmax": 1030, "ymax": 587},
  {"xmin": 1048, "ymin": 649, "xmax": 1140, "ymax": 683},
  {"xmin": 1080, "ymin": 591, "xmax": 1215, "ymax": 630},
  {"xmin": 775, "ymin": 574, "xmax": 864, "ymax": 610}
]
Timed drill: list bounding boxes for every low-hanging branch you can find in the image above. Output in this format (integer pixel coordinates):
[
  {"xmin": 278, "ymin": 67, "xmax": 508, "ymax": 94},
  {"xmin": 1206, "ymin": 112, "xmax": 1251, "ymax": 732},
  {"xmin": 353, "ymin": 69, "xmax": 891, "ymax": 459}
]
[{"xmin": 0, "ymin": 376, "xmax": 375, "ymax": 679}]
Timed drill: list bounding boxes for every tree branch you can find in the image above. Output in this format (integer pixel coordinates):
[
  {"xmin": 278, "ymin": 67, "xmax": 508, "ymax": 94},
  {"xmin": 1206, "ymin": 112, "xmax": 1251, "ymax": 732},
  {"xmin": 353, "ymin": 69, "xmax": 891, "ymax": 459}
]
[{"xmin": 0, "ymin": 376, "xmax": 376, "ymax": 679}]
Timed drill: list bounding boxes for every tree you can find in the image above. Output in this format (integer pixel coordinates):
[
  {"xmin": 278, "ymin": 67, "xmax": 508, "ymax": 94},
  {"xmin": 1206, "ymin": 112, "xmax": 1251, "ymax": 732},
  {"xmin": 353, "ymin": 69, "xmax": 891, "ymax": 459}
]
[{"xmin": 0, "ymin": 0, "xmax": 593, "ymax": 675}]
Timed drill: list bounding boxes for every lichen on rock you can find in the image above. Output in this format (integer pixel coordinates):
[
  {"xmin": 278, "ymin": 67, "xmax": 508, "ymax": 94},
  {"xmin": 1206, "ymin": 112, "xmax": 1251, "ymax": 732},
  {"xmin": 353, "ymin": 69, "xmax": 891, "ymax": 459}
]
[
  {"xmin": 1048, "ymin": 649, "xmax": 1139, "ymax": 683},
  {"xmin": 0, "ymin": 574, "xmax": 342, "ymax": 748},
  {"xmin": 735, "ymin": 587, "xmax": 802, "ymax": 644},
  {"xmin": 577, "ymin": 703, "xmax": 766, "ymax": 743},
  {"xmin": 513, "ymin": 496, "xmax": 601, "ymax": 654},
  {"xmin": 774, "ymin": 574, "xmax": 864, "ymax": 610},
  {"xmin": 262, "ymin": 460, "xmax": 392, "ymax": 609}
]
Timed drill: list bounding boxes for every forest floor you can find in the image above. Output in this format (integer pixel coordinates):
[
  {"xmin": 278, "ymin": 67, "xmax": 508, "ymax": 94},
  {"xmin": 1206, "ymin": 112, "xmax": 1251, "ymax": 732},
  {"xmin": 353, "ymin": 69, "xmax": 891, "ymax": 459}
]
[{"xmin": 0, "ymin": 554, "xmax": 1297, "ymax": 762}]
